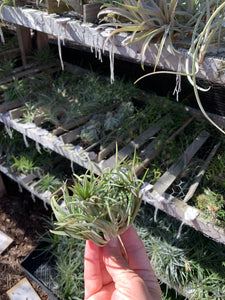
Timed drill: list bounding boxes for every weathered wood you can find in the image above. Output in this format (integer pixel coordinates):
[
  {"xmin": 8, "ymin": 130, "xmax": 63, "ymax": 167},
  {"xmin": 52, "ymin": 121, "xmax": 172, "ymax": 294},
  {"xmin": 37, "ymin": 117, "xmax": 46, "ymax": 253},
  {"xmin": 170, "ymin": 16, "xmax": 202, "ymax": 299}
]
[
  {"xmin": 1, "ymin": 6, "xmax": 225, "ymax": 85},
  {"xmin": 16, "ymin": 25, "xmax": 32, "ymax": 65},
  {"xmin": 36, "ymin": 31, "xmax": 49, "ymax": 50},
  {"xmin": 0, "ymin": 113, "xmax": 102, "ymax": 174},
  {"xmin": 0, "ymin": 48, "xmax": 21, "ymax": 60},
  {"xmin": 0, "ymin": 172, "xmax": 6, "ymax": 197},
  {"xmin": 183, "ymin": 142, "xmax": 221, "ymax": 203},
  {"xmin": 144, "ymin": 194, "xmax": 225, "ymax": 245},
  {"xmin": 135, "ymin": 117, "xmax": 194, "ymax": 176},
  {"xmin": 0, "ymin": 62, "xmax": 56, "ymax": 85},
  {"xmin": 152, "ymin": 130, "xmax": 210, "ymax": 196},
  {"xmin": 9, "ymin": 106, "xmax": 25, "ymax": 120},
  {"xmin": 0, "ymin": 98, "xmax": 24, "ymax": 114},
  {"xmin": 33, "ymin": 114, "xmax": 46, "ymax": 126},
  {"xmin": 83, "ymin": 3, "xmax": 101, "ymax": 23},
  {"xmin": 21, "ymin": 173, "xmax": 39, "ymax": 185},
  {"xmin": 53, "ymin": 103, "xmax": 120, "ymax": 136},
  {"xmin": 0, "ymin": 162, "xmax": 51, "ymax": 206},
  {"xmin": 60, "ymin": 126, "xmax": 83, "ymax": 144},
  {"xmin": 98, "ymin": 140, "xmax": 117, "ymax": 162},
  {"xmin": 102, "ymin": 123, "xmax": 161, "ymax": 170}
]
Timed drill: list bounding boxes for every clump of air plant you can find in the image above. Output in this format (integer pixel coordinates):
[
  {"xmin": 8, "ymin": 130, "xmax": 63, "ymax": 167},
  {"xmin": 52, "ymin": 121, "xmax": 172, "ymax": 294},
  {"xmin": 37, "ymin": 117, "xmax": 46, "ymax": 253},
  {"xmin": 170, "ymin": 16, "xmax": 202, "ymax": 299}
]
[{"xmin": 51, "ymin": 154, "xmax": 146, "ymax": 246}]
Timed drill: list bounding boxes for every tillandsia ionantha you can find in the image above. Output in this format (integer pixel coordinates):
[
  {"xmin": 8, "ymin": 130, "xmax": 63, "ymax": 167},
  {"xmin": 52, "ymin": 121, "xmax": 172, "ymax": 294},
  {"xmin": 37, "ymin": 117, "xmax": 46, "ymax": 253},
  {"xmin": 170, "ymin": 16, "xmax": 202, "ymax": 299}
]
[{"xmin": 51, "ymin": 153, "xmax": 146, "ymax": 246}]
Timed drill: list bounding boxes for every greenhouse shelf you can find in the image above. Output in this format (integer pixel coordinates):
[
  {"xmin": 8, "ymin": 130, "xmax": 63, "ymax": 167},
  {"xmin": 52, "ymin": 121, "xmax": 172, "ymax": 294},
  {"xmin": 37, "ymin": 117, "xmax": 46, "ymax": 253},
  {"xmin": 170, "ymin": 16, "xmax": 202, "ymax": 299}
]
[
  {"xmin": 1, "ymin": 95, "xmax": 225, "ymax": 245},
  {"xmin": 0, "ymin": 157, "xmax": 54, "ymax": 209},
  {"xmin": 1, "ymin": 5, "xmax": 225, "ymax": 85}
]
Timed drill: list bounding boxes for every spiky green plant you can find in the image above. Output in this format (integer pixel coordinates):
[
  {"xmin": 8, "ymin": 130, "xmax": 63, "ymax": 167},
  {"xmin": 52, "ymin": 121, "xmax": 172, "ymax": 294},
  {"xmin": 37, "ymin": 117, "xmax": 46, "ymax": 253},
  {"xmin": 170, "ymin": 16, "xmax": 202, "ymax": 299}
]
[
  {"xmin": 98, "ymin": 0, "xmax": 191, "ymax": 70},
  {"xmin": 51, "ymin": 155, "xmax": 146, "ymax": 246},
  {"xmin": 11, "ymin": 154, "xmax": 40, "ymax": 175},
  {"xmin": 37, "ymin": 173, "xmax": 62, "ymax": 194},
  {"xmin": 0, "ymin": 58, "xmax": 15, "ymax": 78},
  {"xmin": 33, "ymin": 47, "xmax": 56, "ymax": 66}
]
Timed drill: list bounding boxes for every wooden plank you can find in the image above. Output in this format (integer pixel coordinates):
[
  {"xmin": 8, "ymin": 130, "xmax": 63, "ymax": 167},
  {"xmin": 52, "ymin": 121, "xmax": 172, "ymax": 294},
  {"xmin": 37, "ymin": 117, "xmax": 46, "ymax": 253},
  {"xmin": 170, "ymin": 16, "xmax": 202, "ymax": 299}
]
[
  {"xmin": 60, "ymin": 126, "xmax": 83, "ymax": 144},
  {"xmin": 135, "ymin": 117, "xmax": 194, "ymax": 176},
  {"xmin": 0, "ymin": 62, "xmax": 57, "ymax": 85},
  {"xmin": 0, "ymin": 113, "xmax": 102, "ymax": 174},
  {"xmin": 98, "ymin": 140, "xmax": 117, "ymax": 162},
  {"xmin": 21, "ymin": 173, "xmax": 39, "ymax": 185},
  {"xmin": 0, "ymin": 162, "xmax": 51, "ymax": 206},
  {"xmin": 0, "ymin": 48, "xmax": 20, "ymax": 60},
  {"xmin": 183, "ymin": 142, "xmax": 221, "ymax": 203},
  {"xmin": 53, "ymin": 103, "xmax": 120, "ymax": 136},
  {"xmin": 9, "ymin": 106, "xmax": 25, "ymax": 120},
  {"xmin": 33, "ymin": 114, "xmax": 46, "ymax": 126},
  {"xmin": 144, "ymin": 194, "xmax": 225, "ymax": 245},
  {"xmin": 152, "ymin": 130, "xmax": 210, "ymax": 196},
  {"xmin": 83, "ymin": 3, "xmax": 101, "ymax": 23},
  {"xmin": 1, "ymin": 6, "xmax": 225, "ymax": 85},
  {"xmin": 0, "ymin": 98, "xmax": 24, "ymax": 114},
  {"xmin": 16, "ymin": 25, "xmax": 32, "ymax": 65},
  {"xmin": 97, "ymin": 129, "xmax": 135, "ymax": 162},
  {"xmin": 102, "ymin": 123, "xmax": 161, "ymax": 170},
  {"xmin": 36, "ymin": 31, "xmax": 49, "ymax": 50}
]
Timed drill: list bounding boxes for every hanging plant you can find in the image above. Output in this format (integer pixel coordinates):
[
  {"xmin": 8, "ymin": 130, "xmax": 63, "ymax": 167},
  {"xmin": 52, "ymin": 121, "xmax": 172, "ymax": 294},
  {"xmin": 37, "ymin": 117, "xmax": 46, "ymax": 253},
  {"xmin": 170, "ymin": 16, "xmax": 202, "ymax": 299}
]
[{"xmin": 51, "ymin": 153, "xmax": 146, "ymax": 246}]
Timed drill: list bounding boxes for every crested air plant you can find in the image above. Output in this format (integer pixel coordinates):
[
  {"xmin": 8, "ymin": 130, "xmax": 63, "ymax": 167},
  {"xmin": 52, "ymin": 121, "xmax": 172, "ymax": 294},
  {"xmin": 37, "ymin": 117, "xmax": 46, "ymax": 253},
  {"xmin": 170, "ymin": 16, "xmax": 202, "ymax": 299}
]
[{"xmin": 51, "ymin": 153, "xmax": 146, "ymax": 246}]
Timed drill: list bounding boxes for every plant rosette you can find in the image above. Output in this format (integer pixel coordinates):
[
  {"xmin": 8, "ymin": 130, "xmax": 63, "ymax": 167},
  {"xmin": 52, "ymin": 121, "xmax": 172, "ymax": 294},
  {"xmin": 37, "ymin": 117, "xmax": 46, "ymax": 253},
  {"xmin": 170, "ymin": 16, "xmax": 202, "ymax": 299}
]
[{"xmin": 51, "ymin": 156, "xmax": 146, "ymax": 246}]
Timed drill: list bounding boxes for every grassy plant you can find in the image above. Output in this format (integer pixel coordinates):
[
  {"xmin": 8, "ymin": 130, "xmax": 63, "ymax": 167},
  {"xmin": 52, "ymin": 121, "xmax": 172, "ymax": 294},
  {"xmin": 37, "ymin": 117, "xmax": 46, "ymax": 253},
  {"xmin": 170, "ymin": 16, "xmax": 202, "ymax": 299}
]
[
  {"xmin": 37, "ymin": 173, "xmax": 62, "ymax": 194},
  {"xmin": 2, "ymin": 78, "xmax": 29, "ymax": 101},
  {"xmin": 98, "ymin": 0, "xmax": 200, "ymax": 70},
  {"xmin": 11, "ymin": 154, "xmax": 40, "ymax": 175},
  {"xmin": 51, "ymin": 154, "xmax": 146, "ymax": 246},
  {"xmin": 33, "ymin": 47, "xmax": 56, "ymax": 66},
  {"xmin": 0, "ymin": 32, "xmax": 18, "ymax": 52},
  {"xmin": 135, "ymin": 204, "xmax": 225, "ymax": 298},
  {"xmin": 0, "ymin": 58, "xmax": 15, "ymax": 78}
]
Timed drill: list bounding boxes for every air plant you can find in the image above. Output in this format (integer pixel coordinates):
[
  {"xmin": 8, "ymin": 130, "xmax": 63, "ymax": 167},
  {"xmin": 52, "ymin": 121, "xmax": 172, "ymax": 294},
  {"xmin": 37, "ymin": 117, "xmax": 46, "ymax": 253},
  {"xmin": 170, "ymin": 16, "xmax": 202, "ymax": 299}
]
[
  {"xmin": 51, "ymin": 153, "xmax": 146, "ymax": 246},
  {"xmin": 37, "ymin": 173, "xmax": 62, "ymax": 194},
  {"xmin": 98, "ymin": 0, "xmax": 185, "ymax": 70},
  {"xmin": 134, "ymin": 1, "xmax": 225, "ymax": 134},
  {"xmin": 10, "ymin": 154, "xmax": 40, "ymax": 175}
]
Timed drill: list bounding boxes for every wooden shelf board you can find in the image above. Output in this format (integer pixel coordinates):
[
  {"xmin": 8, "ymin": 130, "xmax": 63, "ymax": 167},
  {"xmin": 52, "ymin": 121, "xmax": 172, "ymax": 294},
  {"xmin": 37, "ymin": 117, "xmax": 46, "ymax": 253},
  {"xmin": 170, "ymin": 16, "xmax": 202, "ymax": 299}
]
[{"xmin": 1, "ymin": 6, "xmax": 225, "ymax": 85}]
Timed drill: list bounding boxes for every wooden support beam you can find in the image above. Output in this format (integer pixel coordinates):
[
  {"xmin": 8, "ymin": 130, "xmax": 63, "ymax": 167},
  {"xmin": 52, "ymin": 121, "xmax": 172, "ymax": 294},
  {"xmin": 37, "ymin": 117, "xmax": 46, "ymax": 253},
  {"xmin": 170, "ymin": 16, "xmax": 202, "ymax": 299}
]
[
  {"xmin": 36, "ymin": 31, "xmax": 49, "ymax": 50},
  {"xmin": 16, "ymin": 25, "xmax": 32, "ymax": 66}
]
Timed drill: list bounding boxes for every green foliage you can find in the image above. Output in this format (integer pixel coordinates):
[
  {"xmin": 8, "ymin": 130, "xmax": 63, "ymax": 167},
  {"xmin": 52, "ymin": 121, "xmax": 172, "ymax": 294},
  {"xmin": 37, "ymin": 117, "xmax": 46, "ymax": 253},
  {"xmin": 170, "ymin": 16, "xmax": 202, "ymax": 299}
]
[
  {"xmin": 51, "ymin": 154, "xmax": 145, "ymax": 246},
  {"xmin": 11, "ymin": 154, "xmax": 40, "ymax": 175},
  {"xmin": 33, "ymin": 47, "xmax": 56, "ymax": 66},
  {"xmin": 0, "ymin": 58, "xmax": 15, "ymax": 78},
  {"xmin": 37, "ymin": 173, "xmax": 62, "ymax": 193},
  {"xmin": 135, "ymin": 204, "xmax": 225, "ymax": 299}
]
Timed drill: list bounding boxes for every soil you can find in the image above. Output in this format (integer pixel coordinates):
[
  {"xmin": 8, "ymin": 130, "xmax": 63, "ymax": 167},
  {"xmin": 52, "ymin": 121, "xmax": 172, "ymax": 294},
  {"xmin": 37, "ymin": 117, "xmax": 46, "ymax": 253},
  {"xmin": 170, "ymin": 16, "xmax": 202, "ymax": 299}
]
[{"xmin": 0, "ymin": 173, "xmax": 52, "ymax": 300}]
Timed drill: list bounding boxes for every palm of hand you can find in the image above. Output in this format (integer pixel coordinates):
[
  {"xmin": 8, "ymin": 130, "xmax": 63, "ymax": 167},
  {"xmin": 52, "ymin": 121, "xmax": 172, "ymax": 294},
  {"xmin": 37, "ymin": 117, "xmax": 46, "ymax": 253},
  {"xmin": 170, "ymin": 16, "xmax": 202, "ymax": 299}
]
[{"xmin": 84, "ymin": 226, "xmax": 162, "ymax": 300}]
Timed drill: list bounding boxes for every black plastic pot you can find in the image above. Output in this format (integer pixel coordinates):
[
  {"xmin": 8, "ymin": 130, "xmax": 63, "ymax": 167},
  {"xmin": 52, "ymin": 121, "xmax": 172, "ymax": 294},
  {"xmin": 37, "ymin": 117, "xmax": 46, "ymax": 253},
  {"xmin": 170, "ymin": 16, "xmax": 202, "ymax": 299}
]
[{"xmin": 20, "ymin": 242, "xmax": 60, "ymax": 300}]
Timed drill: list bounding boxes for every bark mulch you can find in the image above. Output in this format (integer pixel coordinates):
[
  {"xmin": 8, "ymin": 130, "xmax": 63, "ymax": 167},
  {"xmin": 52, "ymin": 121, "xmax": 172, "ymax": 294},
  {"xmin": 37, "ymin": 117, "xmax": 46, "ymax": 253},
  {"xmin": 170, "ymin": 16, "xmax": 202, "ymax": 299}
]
[{"xmin": 0, "ymin": 174, "xmax": 52, "ymax": 300}]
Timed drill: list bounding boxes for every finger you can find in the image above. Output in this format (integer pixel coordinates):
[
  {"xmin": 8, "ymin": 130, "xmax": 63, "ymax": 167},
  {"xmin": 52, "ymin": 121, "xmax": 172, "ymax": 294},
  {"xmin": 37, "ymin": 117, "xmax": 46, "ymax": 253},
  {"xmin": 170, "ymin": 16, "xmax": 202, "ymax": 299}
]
[
  {"xmin": 84, "ymin": 240, "xmax": 102, "ymax": 299},
  {"xmin": 121, "ymin": 225, "xmax": 162, "ymax": 300},
  {"xmin": 103, "ymin": 237, "xmax": 151, "ymax": 300}
]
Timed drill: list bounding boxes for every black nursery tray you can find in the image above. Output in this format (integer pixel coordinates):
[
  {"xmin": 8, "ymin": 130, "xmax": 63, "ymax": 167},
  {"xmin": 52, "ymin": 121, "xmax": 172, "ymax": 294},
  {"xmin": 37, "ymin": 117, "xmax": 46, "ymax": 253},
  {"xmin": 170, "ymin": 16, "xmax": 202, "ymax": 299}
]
[{"xmin": 20, "ymin": 242, "xmax": 60, "ymax": 300}]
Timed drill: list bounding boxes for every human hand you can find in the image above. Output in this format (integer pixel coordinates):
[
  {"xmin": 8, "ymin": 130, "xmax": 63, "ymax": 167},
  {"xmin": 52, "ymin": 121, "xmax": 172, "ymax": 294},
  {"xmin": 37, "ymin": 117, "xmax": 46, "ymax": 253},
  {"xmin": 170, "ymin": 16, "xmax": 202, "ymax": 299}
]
[{"xmin": 84, "ymin": 225, "xmax": 162, "ymax": 300}]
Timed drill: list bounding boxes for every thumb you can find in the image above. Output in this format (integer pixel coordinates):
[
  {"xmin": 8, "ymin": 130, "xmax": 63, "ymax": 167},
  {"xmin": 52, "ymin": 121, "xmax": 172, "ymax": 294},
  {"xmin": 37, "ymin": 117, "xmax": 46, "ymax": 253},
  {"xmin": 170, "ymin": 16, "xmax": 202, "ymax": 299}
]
[{"xmin": 103, "ymin": 237, "xmax": 151, "ymax": 300}]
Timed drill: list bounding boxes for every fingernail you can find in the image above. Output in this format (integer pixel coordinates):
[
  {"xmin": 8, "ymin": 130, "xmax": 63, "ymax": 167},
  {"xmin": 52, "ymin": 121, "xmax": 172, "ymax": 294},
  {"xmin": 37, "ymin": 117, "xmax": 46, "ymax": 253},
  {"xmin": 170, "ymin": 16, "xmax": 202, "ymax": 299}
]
[{"xmin": 107, "ymin": 237, "xmax": 119, "ymax": 248}]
